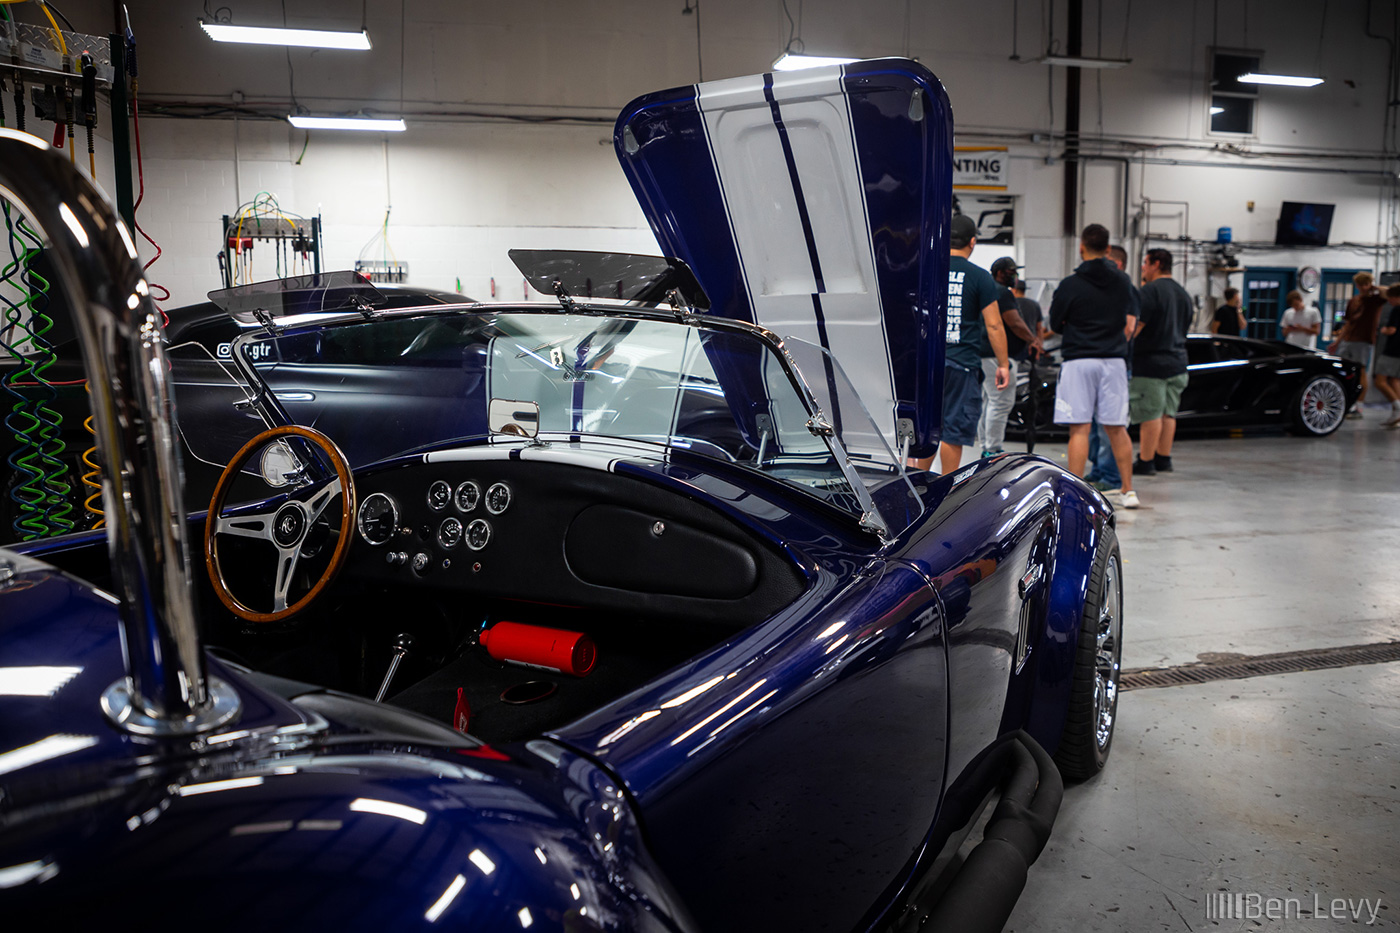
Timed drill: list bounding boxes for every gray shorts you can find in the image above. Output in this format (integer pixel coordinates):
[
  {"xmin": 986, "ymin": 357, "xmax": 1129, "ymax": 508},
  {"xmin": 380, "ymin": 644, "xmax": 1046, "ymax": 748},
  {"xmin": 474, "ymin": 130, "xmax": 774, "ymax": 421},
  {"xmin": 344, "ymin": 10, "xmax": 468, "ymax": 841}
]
[
  {"xmin": 1337, "ymin": 341, "xmax": 1372, "ymax": 365},
  {"xmin": 1374, "ymin": 353, "xmax": 1400, "ymax": 379},
  {"xmin": 1054, "ymin": 357, "xmax": 1130, "ymax": 426}
]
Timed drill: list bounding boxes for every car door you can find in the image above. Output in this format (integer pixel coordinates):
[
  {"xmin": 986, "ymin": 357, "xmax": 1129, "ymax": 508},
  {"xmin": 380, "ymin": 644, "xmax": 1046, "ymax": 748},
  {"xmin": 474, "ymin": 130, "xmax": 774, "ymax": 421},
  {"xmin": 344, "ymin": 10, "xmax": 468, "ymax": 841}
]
[{"xmin": 1180, "ymin": 336, "xmax": 1254, "ymax": 423}]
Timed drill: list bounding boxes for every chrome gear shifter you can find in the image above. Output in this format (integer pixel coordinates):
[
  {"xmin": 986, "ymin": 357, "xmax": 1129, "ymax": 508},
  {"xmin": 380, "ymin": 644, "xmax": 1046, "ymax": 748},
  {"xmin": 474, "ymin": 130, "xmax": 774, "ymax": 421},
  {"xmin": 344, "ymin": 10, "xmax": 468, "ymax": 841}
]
[{"xmin": 374, "ymin": 633, "xmax": 414, "ymax": 702}]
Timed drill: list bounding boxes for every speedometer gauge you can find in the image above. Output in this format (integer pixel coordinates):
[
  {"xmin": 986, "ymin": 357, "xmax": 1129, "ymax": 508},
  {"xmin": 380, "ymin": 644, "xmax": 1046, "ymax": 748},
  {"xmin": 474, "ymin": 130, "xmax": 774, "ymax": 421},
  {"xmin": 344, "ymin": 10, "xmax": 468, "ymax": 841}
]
[
  {"xmin": 357, "ymin": 493, "xmax": 399, "ymax": 546},
  {"xmin": 485, "ymin": 482, "xmax": 512, "ymax": 515},
  {"xmin": 454, "ymin": 480, "xmax": 481, "ymax": 512},
  {"xmin": 427, "ymin": 480, "xmax": 451, "ymax": 511}
]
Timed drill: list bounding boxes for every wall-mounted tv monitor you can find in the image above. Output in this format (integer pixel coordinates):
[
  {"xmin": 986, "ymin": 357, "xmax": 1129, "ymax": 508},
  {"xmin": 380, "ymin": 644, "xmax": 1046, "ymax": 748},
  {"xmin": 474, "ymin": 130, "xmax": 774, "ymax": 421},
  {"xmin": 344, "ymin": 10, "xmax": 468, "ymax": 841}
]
[{"xmin": 1275, "ymin": 202, "xmax": 1335, "ymax": 247}]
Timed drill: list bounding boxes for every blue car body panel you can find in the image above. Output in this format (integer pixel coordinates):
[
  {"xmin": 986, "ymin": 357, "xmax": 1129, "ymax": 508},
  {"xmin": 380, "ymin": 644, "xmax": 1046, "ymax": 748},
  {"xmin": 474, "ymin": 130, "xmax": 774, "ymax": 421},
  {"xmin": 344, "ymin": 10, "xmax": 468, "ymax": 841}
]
[{"xmin": 543, "ymin": 451, "xmax": 1107, "ymax": 932}]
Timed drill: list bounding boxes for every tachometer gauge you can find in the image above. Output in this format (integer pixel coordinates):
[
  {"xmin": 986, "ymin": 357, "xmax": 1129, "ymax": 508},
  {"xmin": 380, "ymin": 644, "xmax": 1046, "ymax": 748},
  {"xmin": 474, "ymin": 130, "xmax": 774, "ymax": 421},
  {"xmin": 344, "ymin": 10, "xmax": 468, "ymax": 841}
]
[
  {"xmin": 454, "ymin": 480, "xmax": 481, "ymax": 513},
  {"xmin": 427, "ymin": 480, "xmax": 451, "ymax": 511},
  {"xmin": 466, "ymin": 518, "xmax": 492, "ymax": 551},
  {"xmin": 437, "ymin": 517, "xmax": 463, "ymax": 549},
  {"xmin": 485, "ymin": 482, "xmax": 512, "ymax": 515},
  {"xmin": 357, "ymin": 493, "xmax": 399, "ymax": 546}
]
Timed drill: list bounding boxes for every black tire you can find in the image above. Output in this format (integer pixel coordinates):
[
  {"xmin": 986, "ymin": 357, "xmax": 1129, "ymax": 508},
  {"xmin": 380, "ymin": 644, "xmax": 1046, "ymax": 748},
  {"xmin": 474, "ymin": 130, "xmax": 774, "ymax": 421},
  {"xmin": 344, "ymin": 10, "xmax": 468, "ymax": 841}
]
[
  {"xmin": 1288, "ymin": 374, "xmax": 1348, "ymax": 437},
  {"xmin": 1053, "ymin": 524, "xmax": 1122, "ymax": 782}
]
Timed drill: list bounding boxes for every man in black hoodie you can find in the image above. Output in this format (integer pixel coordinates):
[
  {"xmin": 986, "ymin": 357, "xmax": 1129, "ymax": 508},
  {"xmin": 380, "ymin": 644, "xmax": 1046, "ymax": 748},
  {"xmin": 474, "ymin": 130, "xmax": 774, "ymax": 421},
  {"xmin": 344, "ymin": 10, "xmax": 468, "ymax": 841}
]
[{"xmin": 1048, "ymin": 224, "xmax": 1140, "ymax": 508}]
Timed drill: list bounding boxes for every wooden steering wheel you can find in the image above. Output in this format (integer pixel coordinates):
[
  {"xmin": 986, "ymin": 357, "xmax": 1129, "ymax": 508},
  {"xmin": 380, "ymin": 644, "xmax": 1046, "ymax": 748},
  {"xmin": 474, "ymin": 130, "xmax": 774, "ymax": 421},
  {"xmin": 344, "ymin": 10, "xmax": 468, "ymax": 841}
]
[{"xmin": 204, "ymin": 425, "xmax": 356, "ymax": 623}]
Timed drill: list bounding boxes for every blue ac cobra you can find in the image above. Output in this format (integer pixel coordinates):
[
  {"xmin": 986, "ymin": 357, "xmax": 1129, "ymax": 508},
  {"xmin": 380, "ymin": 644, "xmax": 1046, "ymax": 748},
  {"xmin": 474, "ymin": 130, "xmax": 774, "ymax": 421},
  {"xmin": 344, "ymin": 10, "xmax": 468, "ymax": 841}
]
[{"xmin": 0, "ymin": 60, "xmax": 1122, "ymax": 932}]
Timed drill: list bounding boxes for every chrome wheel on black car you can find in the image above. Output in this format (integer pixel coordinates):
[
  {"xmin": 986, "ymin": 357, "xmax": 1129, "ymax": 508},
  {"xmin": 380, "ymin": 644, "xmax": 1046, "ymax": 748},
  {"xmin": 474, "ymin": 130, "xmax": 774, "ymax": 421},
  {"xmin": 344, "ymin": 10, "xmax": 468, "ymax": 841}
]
[
  {"xmin": 1290, "ymin": 375, "xmax": 1348, "ymax": 437},
  {"xmin": 1054, "ymin": 525, "xmax": 1123, "ymax": 781}
]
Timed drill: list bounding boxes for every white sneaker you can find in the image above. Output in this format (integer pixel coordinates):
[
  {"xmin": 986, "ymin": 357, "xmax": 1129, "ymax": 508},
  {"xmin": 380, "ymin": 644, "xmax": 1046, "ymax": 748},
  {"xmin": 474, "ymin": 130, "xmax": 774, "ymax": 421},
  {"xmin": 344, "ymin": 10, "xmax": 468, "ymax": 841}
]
[{"xmin": 1106, "ymin": 488, "xmax": 1141, "ymax": 509}]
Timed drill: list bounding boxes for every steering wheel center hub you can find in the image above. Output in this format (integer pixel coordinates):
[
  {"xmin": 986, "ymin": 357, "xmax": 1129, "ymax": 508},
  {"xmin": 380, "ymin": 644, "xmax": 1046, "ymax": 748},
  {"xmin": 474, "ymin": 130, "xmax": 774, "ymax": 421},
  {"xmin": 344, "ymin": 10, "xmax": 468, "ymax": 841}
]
[{"xmin": 272, "ymin": 504, "xmax": 308, "ymax": 547}]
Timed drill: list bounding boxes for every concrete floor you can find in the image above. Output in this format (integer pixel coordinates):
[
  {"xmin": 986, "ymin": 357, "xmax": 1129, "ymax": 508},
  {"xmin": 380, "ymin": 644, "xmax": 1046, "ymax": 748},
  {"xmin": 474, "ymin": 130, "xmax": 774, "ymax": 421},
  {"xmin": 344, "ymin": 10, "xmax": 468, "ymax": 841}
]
[{"xmin": 1003, "ymin": 412, "xmax": 1400, "ymax": 931}]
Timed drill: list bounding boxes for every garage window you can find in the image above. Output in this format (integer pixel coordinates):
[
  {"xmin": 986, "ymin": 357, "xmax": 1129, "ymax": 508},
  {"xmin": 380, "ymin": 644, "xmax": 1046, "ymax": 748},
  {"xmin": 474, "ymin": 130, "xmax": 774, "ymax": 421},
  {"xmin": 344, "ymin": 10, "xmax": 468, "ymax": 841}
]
[{"xmin": 1209, "ymin": 50, "xmax": 1259, "ymax": 136}]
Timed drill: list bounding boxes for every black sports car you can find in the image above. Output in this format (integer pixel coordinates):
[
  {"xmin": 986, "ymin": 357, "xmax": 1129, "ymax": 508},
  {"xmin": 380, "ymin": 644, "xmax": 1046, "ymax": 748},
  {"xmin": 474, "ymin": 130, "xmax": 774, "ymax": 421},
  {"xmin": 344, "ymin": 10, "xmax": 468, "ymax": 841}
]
[{"xmin": 1009, "ymin": 333, "xmax": 1363, "ymax": 439}]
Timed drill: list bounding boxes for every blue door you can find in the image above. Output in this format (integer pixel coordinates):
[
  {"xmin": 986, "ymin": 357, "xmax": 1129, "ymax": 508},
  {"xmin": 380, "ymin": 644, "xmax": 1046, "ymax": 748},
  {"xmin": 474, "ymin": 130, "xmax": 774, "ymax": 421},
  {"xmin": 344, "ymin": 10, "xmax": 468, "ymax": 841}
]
[{"xmin": 1242, "ymin": 267, "xmax": 1294, "ymax": 339}]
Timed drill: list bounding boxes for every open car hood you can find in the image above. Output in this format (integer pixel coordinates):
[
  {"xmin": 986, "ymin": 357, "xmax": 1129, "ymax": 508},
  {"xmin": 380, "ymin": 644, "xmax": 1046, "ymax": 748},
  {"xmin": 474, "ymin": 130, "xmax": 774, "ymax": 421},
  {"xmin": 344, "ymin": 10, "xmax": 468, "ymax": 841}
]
[{"xmin": 614, "ymin": 58, "xmax": 953, "ymax": 457}]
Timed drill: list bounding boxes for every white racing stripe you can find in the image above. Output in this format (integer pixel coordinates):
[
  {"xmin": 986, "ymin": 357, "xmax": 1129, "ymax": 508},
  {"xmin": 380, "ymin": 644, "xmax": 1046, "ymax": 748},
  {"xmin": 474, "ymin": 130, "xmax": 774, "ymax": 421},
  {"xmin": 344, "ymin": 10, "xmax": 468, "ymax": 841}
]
[{"xmin": 695, "ymin": 66, "xmax": 898, "ymax": 450}]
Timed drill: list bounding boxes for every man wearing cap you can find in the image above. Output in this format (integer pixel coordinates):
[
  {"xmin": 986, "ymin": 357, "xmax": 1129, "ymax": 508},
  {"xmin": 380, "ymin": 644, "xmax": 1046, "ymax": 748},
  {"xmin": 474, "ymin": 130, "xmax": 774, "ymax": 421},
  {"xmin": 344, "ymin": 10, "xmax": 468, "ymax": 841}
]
[
  {"xmin": 913, "ymin": 214, "xmax": 1009, "ymax": 474},
  {"xmin": 1048, "ymin": 223, "xmax": 1140, "ymax": 508},
  {"xmin": 978, "ymin": 257, "xmax": 1041, "ymax": 457}
]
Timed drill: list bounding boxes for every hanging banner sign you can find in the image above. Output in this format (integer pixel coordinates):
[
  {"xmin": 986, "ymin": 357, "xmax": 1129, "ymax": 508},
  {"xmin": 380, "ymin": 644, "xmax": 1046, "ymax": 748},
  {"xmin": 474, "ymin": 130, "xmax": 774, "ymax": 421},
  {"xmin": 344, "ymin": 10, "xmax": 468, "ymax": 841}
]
[{"xmin": 953, "ymin": 147, "xmax": 1009, "ymax": 190}]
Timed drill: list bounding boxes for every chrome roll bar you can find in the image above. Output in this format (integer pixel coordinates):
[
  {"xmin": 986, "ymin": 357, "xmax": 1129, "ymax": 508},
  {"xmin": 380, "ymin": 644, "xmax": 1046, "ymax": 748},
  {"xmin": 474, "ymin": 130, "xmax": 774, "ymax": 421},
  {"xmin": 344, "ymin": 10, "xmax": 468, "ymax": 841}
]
[{"xmin": 0, "ymin": 129, "xmax": 238, "ymax": 735}]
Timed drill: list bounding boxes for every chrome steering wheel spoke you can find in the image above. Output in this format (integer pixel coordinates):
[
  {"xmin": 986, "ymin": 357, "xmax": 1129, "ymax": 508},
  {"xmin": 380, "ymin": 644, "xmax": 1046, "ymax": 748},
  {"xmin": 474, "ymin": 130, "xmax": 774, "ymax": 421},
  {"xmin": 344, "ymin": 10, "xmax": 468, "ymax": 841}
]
[
  {"xmin": 272, "ymin": 546, "xmax": 300, "ymax": 613},
  {"xmin": 213, "ymin": 511, "xmax": 276, "ymax": 541},
  {"xmin": 300, "ymin": 478, "xmax": 343, "ymax": 524}
]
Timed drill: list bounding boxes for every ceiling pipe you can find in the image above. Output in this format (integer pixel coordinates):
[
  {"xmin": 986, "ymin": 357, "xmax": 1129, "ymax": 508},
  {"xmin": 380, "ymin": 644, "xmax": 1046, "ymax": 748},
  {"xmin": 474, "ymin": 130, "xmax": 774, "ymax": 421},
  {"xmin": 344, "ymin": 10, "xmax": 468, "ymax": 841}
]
[{"xmin": 1061, "ymin": 0, "xmax": 1083, "ymax": 241}]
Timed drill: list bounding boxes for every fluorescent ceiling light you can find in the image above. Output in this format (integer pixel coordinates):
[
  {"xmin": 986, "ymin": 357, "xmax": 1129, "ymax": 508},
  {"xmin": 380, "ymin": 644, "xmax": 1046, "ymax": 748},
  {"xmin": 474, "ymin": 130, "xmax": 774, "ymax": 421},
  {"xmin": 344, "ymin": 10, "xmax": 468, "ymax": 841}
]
[
  {"xmin": 1210, "ymin": 106, "xmax": 1225, "ymax": 114},
  {"xmin": 288, "ymin": 115, "xmax": 406, "ymax": 132},
  {"xmin": 772, "ymin": 53, "xmax": 859, "ymax": 71},
  {"xmin": 201, "ymin": 21, "xmax": 372, "ymax": 50},
  {"xmin": 1237, "ymin": 72, "xmax": 1324, "ymax": 87},
  {"xmin": 1036, "ymin": 55, "xmax": 1131, "ymax": 69}
]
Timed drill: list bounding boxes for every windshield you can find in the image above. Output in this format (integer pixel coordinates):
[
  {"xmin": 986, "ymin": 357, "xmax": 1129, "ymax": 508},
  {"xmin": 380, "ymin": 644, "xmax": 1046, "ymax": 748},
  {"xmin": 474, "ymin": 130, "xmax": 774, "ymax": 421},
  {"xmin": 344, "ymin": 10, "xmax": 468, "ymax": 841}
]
[
  {"xmin": 782, "ymin": 337, "xmax": 923, "ymax": 532},
  {"xmin": 229, "ymin": 309, "xmax": 916, "ymax": 532}
]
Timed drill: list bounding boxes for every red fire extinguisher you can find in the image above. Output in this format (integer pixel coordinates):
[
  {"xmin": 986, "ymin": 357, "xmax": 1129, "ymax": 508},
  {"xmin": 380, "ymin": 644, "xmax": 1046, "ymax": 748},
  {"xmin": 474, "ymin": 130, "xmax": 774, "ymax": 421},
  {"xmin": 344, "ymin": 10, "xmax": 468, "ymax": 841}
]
[{"xmin": 479, "ymin": 622, "xmax": 597, "ymax": 677}]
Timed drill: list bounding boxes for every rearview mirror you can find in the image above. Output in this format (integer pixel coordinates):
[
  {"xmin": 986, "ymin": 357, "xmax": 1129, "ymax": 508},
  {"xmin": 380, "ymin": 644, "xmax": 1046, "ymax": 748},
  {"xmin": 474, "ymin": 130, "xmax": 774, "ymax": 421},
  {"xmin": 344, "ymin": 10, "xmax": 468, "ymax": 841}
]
[{"xmin": 488, "ymin": 398, "xmax": 540, "ymax": 438}]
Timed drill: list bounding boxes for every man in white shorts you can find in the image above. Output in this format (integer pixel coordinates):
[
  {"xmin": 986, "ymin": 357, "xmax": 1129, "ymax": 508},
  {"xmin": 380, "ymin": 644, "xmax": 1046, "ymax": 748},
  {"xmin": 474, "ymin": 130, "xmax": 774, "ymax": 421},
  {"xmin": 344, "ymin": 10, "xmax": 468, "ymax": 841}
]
[{"xmin": 1047, "ymin": 224, "xmax": 1140, "ymax": 508}]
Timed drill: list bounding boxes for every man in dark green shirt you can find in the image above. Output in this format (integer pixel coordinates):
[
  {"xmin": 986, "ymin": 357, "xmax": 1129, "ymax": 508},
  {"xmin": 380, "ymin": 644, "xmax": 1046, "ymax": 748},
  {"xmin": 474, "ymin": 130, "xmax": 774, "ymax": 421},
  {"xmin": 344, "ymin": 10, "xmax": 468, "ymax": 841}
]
[{"xmin": 912, "ymin": 214, "xmax": 1008, "ymax": 473}]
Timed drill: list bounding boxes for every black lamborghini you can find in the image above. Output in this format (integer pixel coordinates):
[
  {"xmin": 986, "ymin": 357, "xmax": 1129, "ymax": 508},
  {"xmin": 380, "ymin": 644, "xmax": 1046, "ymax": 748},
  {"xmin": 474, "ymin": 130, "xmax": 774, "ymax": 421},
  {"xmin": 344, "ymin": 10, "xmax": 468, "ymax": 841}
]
[{"xmin": 1010, "ymin": 333, "xmax": 1363, "ymax": 439}]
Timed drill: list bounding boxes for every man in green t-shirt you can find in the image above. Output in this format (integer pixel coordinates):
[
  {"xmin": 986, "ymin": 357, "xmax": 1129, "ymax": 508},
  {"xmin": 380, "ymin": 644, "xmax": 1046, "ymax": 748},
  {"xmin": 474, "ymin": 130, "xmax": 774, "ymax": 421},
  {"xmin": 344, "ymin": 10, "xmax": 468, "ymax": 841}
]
[{"xmin": 911, "ymin": 214, "xmax": 1008, "ymax": 474}]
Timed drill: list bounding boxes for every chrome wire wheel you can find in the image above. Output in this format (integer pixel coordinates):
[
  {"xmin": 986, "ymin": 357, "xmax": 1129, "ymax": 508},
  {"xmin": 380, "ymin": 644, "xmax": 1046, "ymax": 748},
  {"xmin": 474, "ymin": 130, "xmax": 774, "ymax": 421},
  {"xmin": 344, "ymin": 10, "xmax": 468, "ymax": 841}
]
[
  {"xmin": 1298, "ymin": 376, "xmax": 1347, "ymax": 435},
  {"xmin": 1093, "ymin": 555, "xmax": 1123, "ymax": 751},
  {"xmin": 1053, "ymin": 524, "xmax": 1123, "ymax": 781}
]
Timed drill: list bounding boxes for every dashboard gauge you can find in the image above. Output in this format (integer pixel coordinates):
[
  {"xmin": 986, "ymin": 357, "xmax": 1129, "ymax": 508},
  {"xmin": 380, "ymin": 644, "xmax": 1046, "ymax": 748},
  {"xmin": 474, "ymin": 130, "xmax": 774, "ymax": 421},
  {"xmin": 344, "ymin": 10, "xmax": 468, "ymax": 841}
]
[
  {"xmin": 485, "ymin": 482, "xmax": 512, "ymax": 515},
  {"xmin": 259, "ymin": 440, "xmax": 301, "ymax": 487},
  {"xmin": 357, "ymin": 493, "xmax": 399, "ymax": 546},
  {"xmin": 454, "ymin": 480, "xmax": 481, "ymax": 513},
  {"xmin": 437, "ymin": 517, "xmax": 463, "ymax": 549},
  {"xmin": 427, "ymin": 480, "xmax": 451, "ymax": 511},
  {"xmin": 466, "ymin": 518, "xmax": 492, "ymax": 551}
]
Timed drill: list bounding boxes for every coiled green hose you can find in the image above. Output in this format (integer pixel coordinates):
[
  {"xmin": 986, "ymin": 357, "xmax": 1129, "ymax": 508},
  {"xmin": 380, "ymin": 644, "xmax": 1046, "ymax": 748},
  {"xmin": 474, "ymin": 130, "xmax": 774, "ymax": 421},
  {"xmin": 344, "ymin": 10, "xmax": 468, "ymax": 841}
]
[{"xmin": 2, "ymin": 200, "xmax": 73, "ymax": 538}]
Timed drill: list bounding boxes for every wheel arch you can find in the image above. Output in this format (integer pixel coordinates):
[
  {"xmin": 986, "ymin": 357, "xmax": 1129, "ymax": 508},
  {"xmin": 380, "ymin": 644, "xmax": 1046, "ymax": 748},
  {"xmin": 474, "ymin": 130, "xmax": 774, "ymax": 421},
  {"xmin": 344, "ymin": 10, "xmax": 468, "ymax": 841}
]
[{"xmin": 1020, "ymin": 482, "xmax": 1116, "ymax": 756}]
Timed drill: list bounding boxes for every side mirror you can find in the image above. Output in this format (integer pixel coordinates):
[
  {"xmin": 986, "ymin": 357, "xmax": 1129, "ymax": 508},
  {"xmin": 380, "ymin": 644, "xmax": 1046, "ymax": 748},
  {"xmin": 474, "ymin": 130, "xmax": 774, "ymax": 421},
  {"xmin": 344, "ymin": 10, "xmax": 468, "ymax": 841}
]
[{"xmin": 488, "ymin": 398, "xmax": 540, "ymax": 438}]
